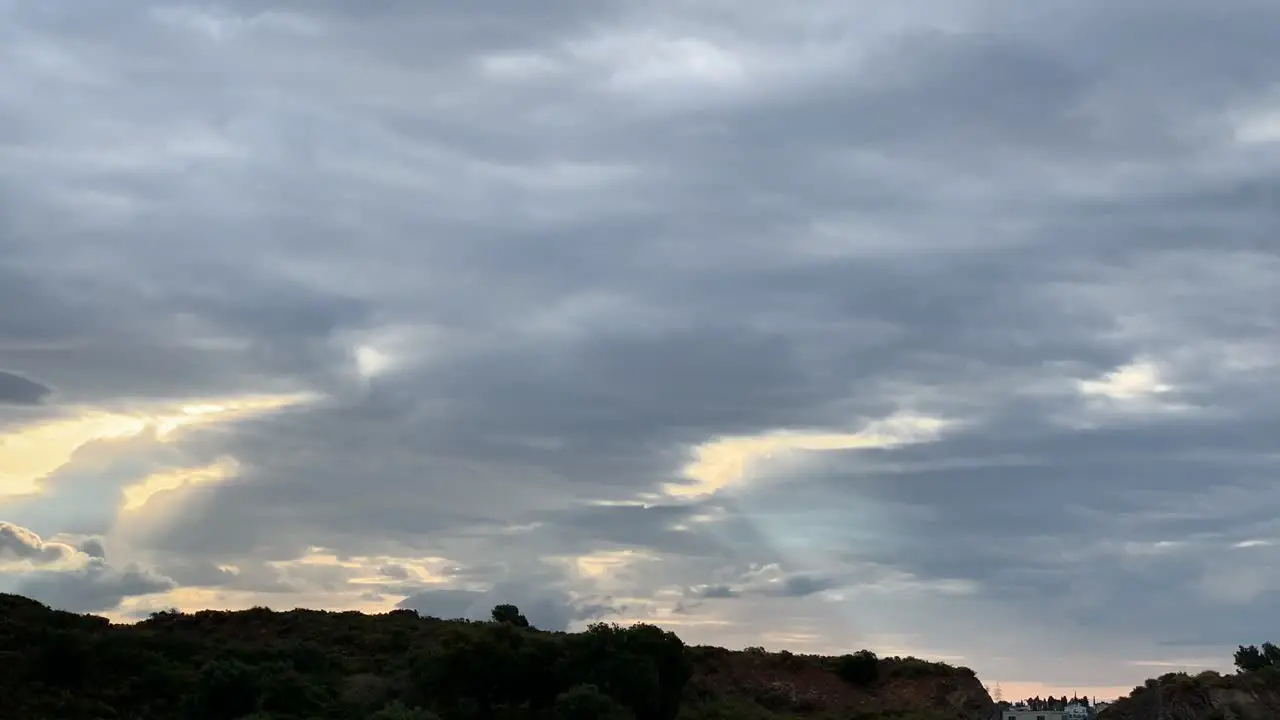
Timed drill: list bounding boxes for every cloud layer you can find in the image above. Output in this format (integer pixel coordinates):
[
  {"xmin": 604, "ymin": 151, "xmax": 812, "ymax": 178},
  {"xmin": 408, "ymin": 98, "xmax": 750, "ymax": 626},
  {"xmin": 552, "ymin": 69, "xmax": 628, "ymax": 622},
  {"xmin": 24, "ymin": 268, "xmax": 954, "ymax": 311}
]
[{"xmin": 2, "ymin": 0, "xmax": 1279, "ymax": 698}]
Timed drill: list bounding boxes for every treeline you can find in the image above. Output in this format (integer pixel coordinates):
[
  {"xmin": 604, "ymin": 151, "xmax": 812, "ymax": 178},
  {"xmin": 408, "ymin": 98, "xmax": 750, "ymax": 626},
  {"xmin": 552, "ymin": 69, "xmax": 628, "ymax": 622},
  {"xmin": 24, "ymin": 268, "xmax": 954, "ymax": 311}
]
[
  {"xmin": 0, "ymin": 594, "xmax": 688, "ymax": 720},
  {"xmin": 0, "ymin": 593, "xmax": 977, "ymax": 720},
  {"xmin": 1007, "ymin": 695, "xmax": 1092, "ymax": 710}
]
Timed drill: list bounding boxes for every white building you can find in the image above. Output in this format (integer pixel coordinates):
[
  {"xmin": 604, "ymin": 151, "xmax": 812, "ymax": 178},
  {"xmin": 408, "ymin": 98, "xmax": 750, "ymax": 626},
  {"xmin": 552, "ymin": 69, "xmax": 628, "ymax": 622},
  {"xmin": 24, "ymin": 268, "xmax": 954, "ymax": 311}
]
[
  {"xmin": 1002, "ymin": 711, "xmax": 1067, "ymax": 720},
  {"xmin": 1064, "ymin": 703, "xmax": 1089, "ymax": 720},
  {"xmin": 1001, "ymin": 704, "xmax": 1089, "ymax": 720}
]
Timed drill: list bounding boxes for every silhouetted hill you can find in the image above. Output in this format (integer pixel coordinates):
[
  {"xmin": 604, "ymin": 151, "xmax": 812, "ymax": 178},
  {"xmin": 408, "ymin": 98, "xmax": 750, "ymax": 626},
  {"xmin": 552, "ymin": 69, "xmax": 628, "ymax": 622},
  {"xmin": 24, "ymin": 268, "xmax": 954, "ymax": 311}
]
[{"xmin": 0, "ymin": 592, "xmax": 993, "ymax": 720}]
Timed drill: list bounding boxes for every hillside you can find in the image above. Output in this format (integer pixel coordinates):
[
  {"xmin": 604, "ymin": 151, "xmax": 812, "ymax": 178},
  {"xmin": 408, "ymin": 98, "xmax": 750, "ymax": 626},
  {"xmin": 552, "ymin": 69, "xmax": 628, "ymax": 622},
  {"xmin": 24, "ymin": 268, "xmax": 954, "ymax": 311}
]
[
  {"xmin": 1099, "ymin": 649, "xmax": 1280, "ymax": 720},
  {"xmin": 0, "ymin": 592, "xmax": 993, "ymax": 720}
]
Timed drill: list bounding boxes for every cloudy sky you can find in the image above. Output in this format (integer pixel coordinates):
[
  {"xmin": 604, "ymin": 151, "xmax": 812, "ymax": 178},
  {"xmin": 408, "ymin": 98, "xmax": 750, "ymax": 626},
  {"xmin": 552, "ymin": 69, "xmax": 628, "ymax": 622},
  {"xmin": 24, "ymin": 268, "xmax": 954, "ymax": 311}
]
[{"xmin": 2, "ymin": 0, "xmax": 1279, "ymax": 701}]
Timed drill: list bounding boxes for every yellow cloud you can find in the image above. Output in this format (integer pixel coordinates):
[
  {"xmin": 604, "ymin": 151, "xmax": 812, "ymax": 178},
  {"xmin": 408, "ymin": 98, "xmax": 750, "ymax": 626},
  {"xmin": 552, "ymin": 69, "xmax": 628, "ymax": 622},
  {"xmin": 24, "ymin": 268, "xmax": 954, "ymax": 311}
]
[
  {"xmin": 268, "ymin": 551, "xmax": 457, "ymax": 588},
  {"xmin": 119, "ymin": 458, "xmax": 241, "ymax": 512},
  {"xmin": 0, "ymin": 393, "xmax": 313, "ymax": 500},
  {"xmin": 569, "ymin": 548, "xmax": 659, "ymax": 579},
  {"xmin": 665, "ymin": 413, "xmax": 951, "ymax": 499}
]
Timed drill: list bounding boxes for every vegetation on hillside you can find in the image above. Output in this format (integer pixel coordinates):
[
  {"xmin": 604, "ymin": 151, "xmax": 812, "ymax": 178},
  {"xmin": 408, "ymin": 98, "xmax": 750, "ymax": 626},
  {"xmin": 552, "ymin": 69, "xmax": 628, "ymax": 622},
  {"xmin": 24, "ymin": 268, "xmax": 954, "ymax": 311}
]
[
  {"xmin": 1101, "ymin": 641, "xmax": 1280, "ymax": 720},
  {"xmin": 0, "ymin": 592, "xmax": 990, "ymax": 720},
  {"xmin": 1232, "ymin": 642, "xmax": 1280, "ymax": 673}
]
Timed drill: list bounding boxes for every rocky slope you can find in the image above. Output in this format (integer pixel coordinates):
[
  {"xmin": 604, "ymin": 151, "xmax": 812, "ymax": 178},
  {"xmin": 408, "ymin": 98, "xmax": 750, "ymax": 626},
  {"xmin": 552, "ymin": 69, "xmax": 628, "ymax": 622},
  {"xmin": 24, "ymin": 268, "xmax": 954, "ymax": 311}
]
[
  {"xmin": 686, "ymin": 645, "xmax": 994, "ymax": 719},
  {"xmin": 1099, "ymin": 669, "xmax": 1280, "ymax": 720}
]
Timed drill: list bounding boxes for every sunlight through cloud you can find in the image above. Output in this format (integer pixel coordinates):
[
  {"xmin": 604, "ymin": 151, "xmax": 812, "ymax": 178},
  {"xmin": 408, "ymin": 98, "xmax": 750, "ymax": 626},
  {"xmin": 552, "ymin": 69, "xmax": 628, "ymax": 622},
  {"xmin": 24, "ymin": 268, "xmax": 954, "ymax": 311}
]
[
  {"xmin": 0, "ymin": 393, "xmax": 314, "ymax": 500},
  {"xmin": 665, "ymin": 413, "xmax": 952, "ymax": 500},
  {"xmin": 119, "ymin": 458, "xmax": 241, "ymax": 513}
]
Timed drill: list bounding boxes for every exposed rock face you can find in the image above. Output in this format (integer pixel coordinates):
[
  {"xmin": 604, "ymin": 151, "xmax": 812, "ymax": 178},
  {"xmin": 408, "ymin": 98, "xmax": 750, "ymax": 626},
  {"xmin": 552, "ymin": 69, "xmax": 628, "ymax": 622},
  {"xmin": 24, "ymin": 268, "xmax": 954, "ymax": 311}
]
[
  {"xmin": 1100, "ymin": 670, "xmax": 1280, "ymax": 720},
  {"xmin": 687, "ymin": 646, "xmax": 996, "ymax": 719}
]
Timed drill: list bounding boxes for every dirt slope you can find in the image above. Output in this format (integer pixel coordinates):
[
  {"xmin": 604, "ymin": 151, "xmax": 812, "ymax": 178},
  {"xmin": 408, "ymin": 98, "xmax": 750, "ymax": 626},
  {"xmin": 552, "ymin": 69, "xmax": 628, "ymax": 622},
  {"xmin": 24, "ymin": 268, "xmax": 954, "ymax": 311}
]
[{"xmin": 686, "ymin": 645, "xmax": 994, "ymax": 719}]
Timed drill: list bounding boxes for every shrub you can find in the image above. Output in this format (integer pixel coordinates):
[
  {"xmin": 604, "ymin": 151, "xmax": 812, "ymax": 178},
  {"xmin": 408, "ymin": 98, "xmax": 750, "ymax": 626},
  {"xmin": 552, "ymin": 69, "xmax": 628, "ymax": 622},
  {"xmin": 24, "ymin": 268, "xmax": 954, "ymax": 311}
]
[
  {"xmin": 554, "ymin": 684, "xmax": 634, "ymax": 720},
  {"xmin": 835, "ymin": 650, "xmax": 879, "ymax": 686}
]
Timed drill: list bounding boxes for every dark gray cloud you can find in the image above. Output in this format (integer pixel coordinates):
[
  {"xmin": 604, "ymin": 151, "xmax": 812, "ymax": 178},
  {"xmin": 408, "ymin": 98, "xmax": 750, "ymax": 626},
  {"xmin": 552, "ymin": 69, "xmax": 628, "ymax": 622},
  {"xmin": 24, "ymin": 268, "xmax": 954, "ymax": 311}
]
[
  {"xmin": 0, "ymin": 370, "xmax": 51, "ymax": 405},
  {"xmin": 1, "ymin": 0, "xmax": 1278, "ymax": 696},
  {"xmin": 688, "ymin": 569, "xmax": 840, "ymax": 600}
]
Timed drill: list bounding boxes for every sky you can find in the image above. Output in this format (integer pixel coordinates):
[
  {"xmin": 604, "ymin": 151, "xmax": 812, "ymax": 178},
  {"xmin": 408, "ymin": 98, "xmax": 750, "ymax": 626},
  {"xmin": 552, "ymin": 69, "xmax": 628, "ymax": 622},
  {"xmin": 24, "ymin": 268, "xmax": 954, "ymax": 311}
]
[{"xmin": 1, "ymin": 0, "xmax": 1279, "ymax": 702}]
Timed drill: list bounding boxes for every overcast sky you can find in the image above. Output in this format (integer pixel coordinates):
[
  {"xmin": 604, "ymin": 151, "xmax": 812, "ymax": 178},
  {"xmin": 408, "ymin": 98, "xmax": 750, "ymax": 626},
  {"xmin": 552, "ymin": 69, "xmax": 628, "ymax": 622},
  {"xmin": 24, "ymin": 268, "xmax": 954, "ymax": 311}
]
[{"xmin": 2, "ymin": 0, "xmax": 1279, "ymax": 701}]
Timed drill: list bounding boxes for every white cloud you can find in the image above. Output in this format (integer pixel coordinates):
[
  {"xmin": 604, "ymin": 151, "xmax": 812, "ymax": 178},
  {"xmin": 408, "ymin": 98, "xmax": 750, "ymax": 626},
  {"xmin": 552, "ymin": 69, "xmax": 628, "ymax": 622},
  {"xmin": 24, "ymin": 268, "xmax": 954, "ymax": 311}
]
[{"xmin": 1078, "ymin": 360, "xmax": 1173, "ymax": 401}]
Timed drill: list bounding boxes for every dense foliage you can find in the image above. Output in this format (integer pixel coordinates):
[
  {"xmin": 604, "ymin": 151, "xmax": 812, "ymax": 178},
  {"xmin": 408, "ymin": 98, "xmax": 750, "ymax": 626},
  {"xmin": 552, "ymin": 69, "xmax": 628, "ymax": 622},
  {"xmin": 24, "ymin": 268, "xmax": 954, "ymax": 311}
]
[
  {"xmin": 834, "ymin": 650, "xmax": 880, "ymax": 686},
  {"xmin": 1103, "ymin": 643, "xmax": 1280, "ymax": 720},
  {"xmin": 0, "ymin": 593, "xmax": 984, "ymax": 720},
  {"xmin": 1234, "ymin": 642, "xmax": 1280, "ymax": 673}
]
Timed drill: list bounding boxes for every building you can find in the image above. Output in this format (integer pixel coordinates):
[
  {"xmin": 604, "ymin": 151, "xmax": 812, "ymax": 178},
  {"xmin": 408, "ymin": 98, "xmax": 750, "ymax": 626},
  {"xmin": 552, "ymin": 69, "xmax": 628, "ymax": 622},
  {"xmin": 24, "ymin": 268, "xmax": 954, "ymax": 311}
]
[
  {"xmin": 1064, "ymin": 704, "xmax": 1089, "ymax": 720},
  {"xmin": 1002, "ymin": 704, "xmax": 1090, "ymax": 720},
  {"xmin": 1002, "ymin": 711, "xmax": 1067, "ymax": 720}
]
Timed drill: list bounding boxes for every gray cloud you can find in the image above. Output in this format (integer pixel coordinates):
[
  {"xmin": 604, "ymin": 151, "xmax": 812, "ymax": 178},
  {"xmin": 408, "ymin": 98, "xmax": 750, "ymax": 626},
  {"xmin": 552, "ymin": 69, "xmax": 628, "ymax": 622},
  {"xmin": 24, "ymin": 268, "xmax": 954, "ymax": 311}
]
[
  {"xmin": 0, "ymin": 370, "xmax": 51, "ymax": 405},
  {"xmin": 379, "ymin": 564, "xmax": 409, "ymax": 580},
  {"xmin": 17, "ymin": 559, "xmax": 176, "ymax": 614},
  {"xmin": 1, "ymin": 521, "xmax": 75, "ymax": 563},
  {"xmin": 0, "ymin": 522, "xmax": 174, "ymax": 613},
  {"xmin": 77, "ymin": 537, "xmax": 107, "ymax": 560},
  {"xmin": 1, "ymin": 0, "xmax": 1278, "ymax": 695}
]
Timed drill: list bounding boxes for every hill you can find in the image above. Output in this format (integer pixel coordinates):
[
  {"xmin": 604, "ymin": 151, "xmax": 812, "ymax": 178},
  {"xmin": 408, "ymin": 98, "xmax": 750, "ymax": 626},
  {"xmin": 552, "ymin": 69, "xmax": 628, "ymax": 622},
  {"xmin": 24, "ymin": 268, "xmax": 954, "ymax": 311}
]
[
  {"xmin": 1099, "ymin": 644, "xmax": 1280, "ymax": 720},
  {"xmin": 0, "ymin": 592, "xmax": 993, "ymax": 720}
]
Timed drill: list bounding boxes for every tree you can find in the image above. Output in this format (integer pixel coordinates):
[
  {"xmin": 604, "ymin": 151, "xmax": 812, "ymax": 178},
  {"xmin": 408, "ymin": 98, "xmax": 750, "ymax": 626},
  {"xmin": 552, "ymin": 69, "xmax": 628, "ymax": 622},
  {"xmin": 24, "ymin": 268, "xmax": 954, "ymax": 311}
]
[
  {"xmin": 1234, "ymin": 641, "xmax": 1280, "ymax": 672},
  {"xmin": 835, "ymin": 650, "xmax": 879, "ymax": 686},
  {"xmin": 197, "ymin": 659, "xmax": 262, "ymax": 720},
  {"xmin": 1264, "ymin": 642, "xmax": 1280, "ymax": 666},
  {"xmin": 491, "ymin": 604, "xmax": 530, "ymax": 628}
]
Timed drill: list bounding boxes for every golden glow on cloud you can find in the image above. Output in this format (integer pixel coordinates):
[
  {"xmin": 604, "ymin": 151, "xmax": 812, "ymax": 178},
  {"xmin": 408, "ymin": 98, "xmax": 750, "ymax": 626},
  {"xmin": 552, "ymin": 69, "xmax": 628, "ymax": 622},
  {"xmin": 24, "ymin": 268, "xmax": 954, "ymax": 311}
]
[
  {"xmin": 268, "ymin": 551, "xmax": 456, "ymax": 587},
  {"xmin": 120, "ymin": 458, "xmax": 241, "ymax": 512},
  {"xmin": 109, "ymin": 586, "xmax": 401, "ymax": 623},
  {"xmin": 0, "ymin": 521, "xmax": 88, "ymax": 572},
  {"xmin": 666, "ymin": 413, "xmax": 951, "ymax": 499},
  {"xmin": 0, "ymin": 393, "xmax": 314, "ymax": 500},
  {"xmin": 569, "ymin": 548, "xmax": 658, "ymax": 579}
]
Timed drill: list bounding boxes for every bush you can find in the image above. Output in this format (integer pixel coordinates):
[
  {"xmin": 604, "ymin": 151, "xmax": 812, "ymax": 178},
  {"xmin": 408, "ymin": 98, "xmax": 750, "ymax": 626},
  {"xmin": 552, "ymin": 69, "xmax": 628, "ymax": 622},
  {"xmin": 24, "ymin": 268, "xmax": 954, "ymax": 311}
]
[
  {"xmin": 197, "ymin": 659, "xmax": 262, "ymax": 720},
  {"xmin": 835, "ymin": 650, "xmax": 879, "ymax": 685},
  {"xmin": 554, "ymin": 684, "xmax": 634, "ymax": 720}
]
